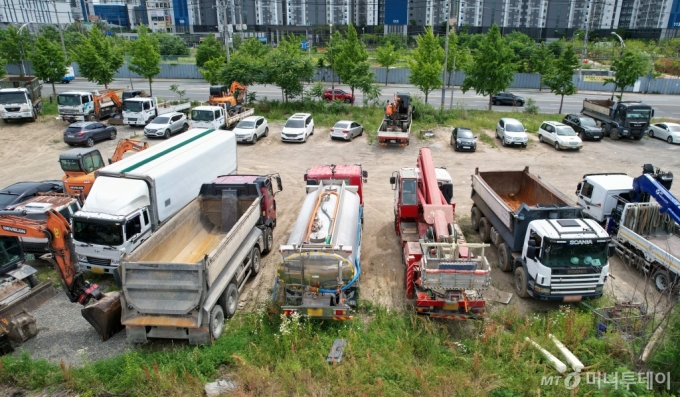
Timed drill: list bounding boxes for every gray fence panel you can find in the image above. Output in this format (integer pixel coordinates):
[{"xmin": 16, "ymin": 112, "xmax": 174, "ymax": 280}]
[
  {"xmin": 646, "ymin": 78, "xmax": 680, "ymax": 95},
  {"xmin": 509, "ymin": 73, "xmax": 540, "ymax": 89}
]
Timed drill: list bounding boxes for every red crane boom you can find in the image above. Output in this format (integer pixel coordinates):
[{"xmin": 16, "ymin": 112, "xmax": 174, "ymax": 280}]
[{"xmin": 416, "ymin": 147, "xmax": 453, "ymax": 241}]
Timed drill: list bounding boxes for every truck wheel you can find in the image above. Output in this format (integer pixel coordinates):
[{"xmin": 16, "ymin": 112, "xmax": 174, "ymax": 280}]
[
  {"xmin": 87, "ymin": 114, "xmax": 95, "ymax": 122},
  {"xmin": 222, "ymin": 283, "xmax": 238, "ymax": 318},
  {"xmin": 262, "ymin": 227, "xmax": 273, "ymax": 255},
  {"xmin": 26, "ymin": 274, "xmax": 40, "ymax": 288},
  {"xmin": 652, "ymin": 269, "xmax": 671, "ymax": 292},
  {"xmin": 250, "ymin": 247, "xmax": 261, "ymax": 276},
  {"xmin": 209, "ymin": 305, "xmax": 225, "ymax": 340},
  {"xmin": 610, "ymin": 128, "xmax": 620, "ymax": 140},
  {"xmin": 497, "ymin": 243, "xmax": 513, "ymax": 272},
  {"xmin": 470, "ymin": 206, "xmax": 481, "ymax": 231},
  {"xmin": 514, "ymin": 266, "xmax": 530, "ymax": 298},
  {"xmin": 478, "ymin": 217, "xmax": 491, "ymax": 243}
]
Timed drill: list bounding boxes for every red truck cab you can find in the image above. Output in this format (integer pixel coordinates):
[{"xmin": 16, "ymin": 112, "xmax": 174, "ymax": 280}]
[{"xmin": 304, "ymin": 164, "xmax": 367, "ymax": 204}]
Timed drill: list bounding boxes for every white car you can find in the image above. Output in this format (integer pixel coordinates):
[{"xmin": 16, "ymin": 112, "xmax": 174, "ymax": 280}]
[
  {"xmin": 648, "ymin": 122, "xmax": 680, "ymax": 144},
  {"xmin": 281, "ymin": 113, "xmax": 314, "ymax": 143},
  {"xmin": 538, "ymin": 121, "xmax": 583, "ymax": 151},
  {"xmin": 144, "ymin": 112, "xmax": 189, "ymax": 139},
  {"xmin": 495, "ymin": 118, "xmax": 528, "ymax": 147},
  {"xmin": 330, "ymin": 120, "xmax": 363, "ymax": 141},
  {"xmin": 233, "ymin": 116, "xmax": 269, "ymax": 144}
]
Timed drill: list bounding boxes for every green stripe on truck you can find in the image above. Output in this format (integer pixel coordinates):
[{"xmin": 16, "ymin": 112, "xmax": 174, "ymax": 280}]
[{"xmin": 120, "ymin": 129, "xmax": 217, "ymax": 173}]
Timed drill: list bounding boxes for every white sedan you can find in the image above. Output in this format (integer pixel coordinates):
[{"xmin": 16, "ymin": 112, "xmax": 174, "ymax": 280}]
[
  {"xmin": 648, "ymin": 123, "xmax": 680, "ymax": 144},
  {"xmin": 233, "ymin": 116, "xmax": 269, "ymax": 144}
]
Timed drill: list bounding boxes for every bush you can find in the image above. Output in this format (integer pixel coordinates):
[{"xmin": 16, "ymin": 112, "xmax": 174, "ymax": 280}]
[{"xmin": 524, "ymin": 98, "xmax": 540, "ymax": 115}]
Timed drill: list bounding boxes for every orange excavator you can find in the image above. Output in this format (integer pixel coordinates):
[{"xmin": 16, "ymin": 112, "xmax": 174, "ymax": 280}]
[
  {"xmin": 92, "ymin": 90, "xmax": 123, "ymax": 121},
  {"xmin": 60, "ymin": 138, "xmax": 149, "ymax": 196},
  {"xmin": 208, "ymin": 81, "xmax": 247, "ymax": 107},
  {"xmin": 0, "ymin": 209, "xmax": 122, "ymax": 342}
]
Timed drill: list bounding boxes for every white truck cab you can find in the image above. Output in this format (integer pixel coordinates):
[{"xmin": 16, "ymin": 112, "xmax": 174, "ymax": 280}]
[
  {"xmin": 576, "ymin": 173, "xmax": 633, "ymax": 223},
  {"xmin": 57, "ymin": 91, "xmax": 94, "ymax": 122},
  {"xmin": 123, "ymin": 97, "xmax": 158, "ymax": 126},
  {"xmin": 191, "ymin": 105, "xmax": 225, "ymax": 129}
]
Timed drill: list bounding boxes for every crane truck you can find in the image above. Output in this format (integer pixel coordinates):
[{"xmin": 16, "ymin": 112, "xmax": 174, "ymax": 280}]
[
  {"xmin": 577, "ymin": 165, "xmax": 680, "ymax": 292},
  {"xmin": 72, "ymin": 128, "xmax": 237, "ymax": 275},
  {"xmin": 278, "ymin": 164, "xmax": 367, "ymax": 320},
  {"xmin": 118, "ymin": 174, "xmax": 281, "ymax": 344},
  {"xmin": 390, "ymin": 148, "xmax": 490, "ymax": 319},
  {"xmin": 59, "ymin": 139, "xmax": 149, "ymax": 196},
  {"xmin": 58, "ymin": 89, "xmax": 124, "ymax": 122},
  {"xmin": 0, "ymin": 77, "xmax": 43, "ymax": 123},
  {"xmin": 378, "ymin": 93, "xmax": 413, "ymax": 146},
  {"xmin": 581, "ymin": 99, "xmax": 654, "ymax": 141},
  {"xmin": 471, "ymin": 167, "xmax": 613, "ymax": 301}
]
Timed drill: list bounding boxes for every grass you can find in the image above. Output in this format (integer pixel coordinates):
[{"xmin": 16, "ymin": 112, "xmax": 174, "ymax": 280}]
[
  {"xmin": 41, "ymin": 101, "xmax": 58, "ymax": 117},
  {"xmin": 0, "ymin": 301, "xmax": 657, "ymax": 396}
]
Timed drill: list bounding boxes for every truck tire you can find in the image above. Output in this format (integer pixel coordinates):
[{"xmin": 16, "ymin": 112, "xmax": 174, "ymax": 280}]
[
  {"xmin": 87, "ymin": 114, "xmax": 95, "ymax": 122},
  {"xmin": 262, "ymin": 227, "xmax": 273, "ymax": 255},
  {"xmin": 470, "ymin": 206, "xmax": 481, "ymax": 231},
  {"xmin": 610, "ymin": 128, "xmax": 620, "ymax": 140},
  {"xmin": 652, "ymin": 268, "xmax": 671, "ymax": 292},
  {"xmin": 478, "ymin": 217, "xmax": 491, "ymax": 243},
  {"xmin": 498, "ymin": 243, "xmax": 513, "ymax": 272},
  {"xmin": 221, "ymin": 283, "xmax": 238, "ymax": 318},
  {"xmin": 514, "ymin": 266, "xmax": 530, "ymax": 298},
  {"xmin": 209, "ymin": 305, "xmax": 225, "ymax": 340},
  {"xmin": 250, "ymin": 247, "xmax": 261, "ymax": 276}
]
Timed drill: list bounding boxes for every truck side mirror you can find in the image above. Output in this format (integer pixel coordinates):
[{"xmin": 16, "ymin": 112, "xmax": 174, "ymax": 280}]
[
  {"xmin": 608, "ymin": 244, "xmax": 616, "ymax": 258},
  {"xmin": 389, "ymin": 176, "xmax": 396, "ymax": 185},
  {"xmin": 362, "ymin": 170, "xmax": 368, "ymax": 178},
  {"xmin": 526, "ymin": 246, "xmax": 537, "ymax": 260},
  {"xmin": 576, "ymin": 182, "xmax": 582, "ymax": 195},
  {"xmin": 276, "ymin": 176, "xmax": 282, "ymax": 192},
  {"xmin": 108, "ymin": 158, "xmax": 113, "ymax": 165},
  {"xmin": 651, "ymin": 109, "xmax": 655, "ymax": 117}
]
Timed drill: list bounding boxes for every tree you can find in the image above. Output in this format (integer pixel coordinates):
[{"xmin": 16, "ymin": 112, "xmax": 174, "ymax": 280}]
[
  {"xmin": 265, "ymin": 36, "xmax": 314, "ymax": 102},
  {"xmin": 64, "ymin": 31, "xmax": 87, "ymax": 50},
  {"xmin": 544, "ymin": 45, "xmax": 578, "ymax": 114},
  {"xmin": 196, "ymin": 35, "xmax": 224, "ymax": 67},
  {"xmin": 30, "ymin": 36, "xmax": 68, "ymax": 99},
  {"xmin": 239, "ymin": 38, "xmax": 270, "ymax": 58},
  {"xmin": 375, "ymin": 42, "xmax": 399, "ymax": 86},
  {"xmin": 128, "ymin": 25, "xmax": 161, "ymax": 96},
  {"xmin": 335, "ymin": 24, "xmax": 373, "ymax": 103},
  {"xmin": 408, "ymin": 28, "xmax": 444, "ymax": 103},
  {"xmin": 324, "ymin": 31, "xmax": 343, "ymax": 73},
  {"xmin": 0, "ymin": 57, "xmax": 6, "ymax": 80},
  {"xmin": 530, "ymin": 43, "xmax": 555, "ymax": 91},
  {"xmin": 39, "ymin": 25, "xmax": 61, "ymax": 43},
  {"xmin": 604, "ymin": 49, "xmax": 648, "ymax": 101},
  {"xmin": 71, "ymin": 27, "xmax": 124, "ymax": 88},
  {"xmin": 218, "ymin": 53, "xmax": 263, "ymax": 86},
  {"xmin": 154, "ymin": 32, "xmax": 190, "ymax": 56},
  {"xmin": 199, "ymin": 56, "xmax": 225, "ymax": 85},
  {"xmin": 461, "ymin": 24, "xmax": 516, "ymax": 110},
  {"xmin": 0, "ymin": 25, "xmax": 30, "ymax": 66}
]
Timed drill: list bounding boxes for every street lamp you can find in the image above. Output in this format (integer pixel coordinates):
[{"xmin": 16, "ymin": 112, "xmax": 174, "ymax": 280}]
[
  {"xmin": 18, "ymin": 23, "xmax": 30, "ymax": 76},
  {"xmin": 610, "ymin": 32, "xmax": 625, "ymax": 100},
  {"xmin": 362, "ymin": 27, "xmax": 365, "ymax": 45}
]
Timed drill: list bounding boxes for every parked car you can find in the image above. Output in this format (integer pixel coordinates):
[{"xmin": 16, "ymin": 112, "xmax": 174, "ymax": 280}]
[
  {"xmin": 647, "ymin": 122, "xmax": 680, "ymax": 144},
  {"xmin": 63, "ymin": 122, "xmax": 117, "ymax": 147},
  {"xmin": 330, "ymin": 120, "xmax": 363, "ymax": 141},
  {"xmin": 562, "ymin": 114, "xmax": 603, "ymax": 140},
  {"xmin": 281, "ymin": 113, "xmax": 314, "ymax": 143},
  {"xmin": 491, "ymin": 92, "xmax": 525, "ymax": 106},
  {"xmin": 495, "ymin": 118, "xmax": 528, "ymax": 147},
  {"xmin": 233, "ymin": 116, "xmax": 269, "ymax": 144},
  {"xmin": 323, "ymin": 89, "xmax": 355, "ymax": 104},
  {"xmin": 144, "ymin": 112, "xmax": 189, "ymax": 139},
  {"xmin": 450, "ymin": 127, "xmax": 477, "ymax": 151},
  {"xmin": 538, "ymin": 121, "xmax": 583, "ymax": 151},
  {"xmin": 0, "ymin": 181, "xmax": 63, "ymax": 209}
]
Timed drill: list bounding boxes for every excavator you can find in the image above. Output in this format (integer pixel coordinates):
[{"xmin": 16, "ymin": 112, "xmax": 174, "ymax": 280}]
[
  {"xmin": 60, "ymin": 138, "xmax": 149, "ymax": 196},
  {"xmin": 92, "ymin": 89, "xmax": 123, "ymax": 121},
  {"xmin": 0, "ymin": 209, "xmax": 122, "ymax": 346},
  {"xmin": 208, "ymin": 81, "xmax": 247, "ymax": 115}
]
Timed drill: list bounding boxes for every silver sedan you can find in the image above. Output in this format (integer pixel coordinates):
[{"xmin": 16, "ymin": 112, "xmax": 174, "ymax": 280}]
[
  {"xmin": 330, "ymin": 120, "xmax": 363, "ymax": 141},
  {"xmin": 648, "ymin": 123, "xmax": 680, "ymax": 144}
]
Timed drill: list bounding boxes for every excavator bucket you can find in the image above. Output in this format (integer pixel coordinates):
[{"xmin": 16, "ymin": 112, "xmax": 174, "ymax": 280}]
[
  {"xmin": 0, "ymin": 280, "xmax": 57, "ymax": 321},
  {"xmin": 81, "ymin": 291, "xmax": 124, "ymax": 341}
]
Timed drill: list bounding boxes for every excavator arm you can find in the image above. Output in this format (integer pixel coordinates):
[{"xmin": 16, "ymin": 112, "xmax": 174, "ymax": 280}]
[
  {"xmin": 109, "ymin": 138, "xmax": 149, "ymax": 164},
  {"xmin": 230, "ymin": 81, "xmax": 247, "ymax": 103},
  {"xmin": 93, "ymin": 91, "xmax": 123, "ymax": 119}
]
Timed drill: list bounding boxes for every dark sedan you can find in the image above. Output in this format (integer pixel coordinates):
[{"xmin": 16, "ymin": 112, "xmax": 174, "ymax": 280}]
[
  {"xmin": 491, "ymin": 92, "xmax": 525, "ymax": 106},
  {"xmin": 0, "ymin": 181, "xmax": 63, "ymax": 209},
  {"xmin": 562, "ymin": 114, "xmax": 603, "ymax": 140},
  {"xmin": 63, "ymin": 122, "xmax": 117, "ymax": 147},
  {"xmin": 450, "ymin": 127, "xmax": 477, "ymax": 151}
]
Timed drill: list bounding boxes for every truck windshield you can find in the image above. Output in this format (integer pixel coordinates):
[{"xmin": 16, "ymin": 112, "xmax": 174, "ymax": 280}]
[
  {"xmin": 627, "ymin": 109, "xmax": 651, "ymax": 120},
  {"xmin": 60, "ymin": 158, "xmax": 83, "ymax": 172},
  {"xmin": 542, "ymin": 241, "xmax": 609, "ymax": 267},
  {"xmin": 0, "ymin": 92, "xmax": 28, "ymax": 105},
  {"xmin": 122, "ymin": 101, "xmax": 143, "ymax": 112},
  {"xmin": 402, "ymin": 179, "xmax": 417, "ymax": 205},
  {"xmin": 0, "ymin": 236, "xmax": 22, "ymax": 266},
  {"xmin": 191, "ymin": 110, "xmax": 214, "ymax": 121},
  {"xmin": 73, "ymin": 219, "xmax": 123, "ymax": 246},
  {"xmin": 58, "ymin": 94, "xmax": 81, "ymax": 106}
]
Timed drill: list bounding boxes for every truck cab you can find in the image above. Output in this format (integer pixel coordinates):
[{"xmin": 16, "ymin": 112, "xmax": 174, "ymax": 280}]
[
  {"xmin": 304, "ymin": 164, "xmax": 367, "ymax": 204},
  {"xmin": 58, "ymin": 91, "xmax": 94, "ymax": 122},
  {"xmin": 390, "ymin": 167, "xmax": 455, "ymax": 232},
  {"xmin": 59, "ymin": 148, "xmax": 107, "ymax": 196},
  {"xmin": 0, "ymin": 77, "xmax": 42, "ymax": 122},
  {"xmin": 576, "ymin": 173, "xmax": 633, "ymax": 223},
  {"xmin": 122, "ymin": 97, "xmax": 158, "ymax": 126},
  {"xmin": 191, "ymin": 105, "xmax": 225, "ymax": 130}
]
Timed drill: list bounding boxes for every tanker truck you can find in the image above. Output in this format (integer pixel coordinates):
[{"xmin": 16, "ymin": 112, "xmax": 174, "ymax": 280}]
[{"xmin": 278, "ymin": 164, "xmax": 367, "ymax": 320}]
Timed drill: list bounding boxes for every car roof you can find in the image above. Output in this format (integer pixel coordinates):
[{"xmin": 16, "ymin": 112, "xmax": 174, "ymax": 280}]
[
  {"xmin": 68, "ymin": 121, "xmax": 97, "ymax": 127},
  {"xmin": 500, "ymin": 118, "xmax": 522, "ymax": 124},
  {"xmin": 663, "ymin": 122, "xmax": 680, "ymax": 127},
  {"xmin": 454, "ymin": 127, "xmax": 472, "ymax": 131},
  {"xmin": 166, "ymin": 112, "xmax": 185, "ymax": 117},
  {"xmin": 290, "ymin": 113, "xmax": 311, "ymax": 119},
  {"xmin": 241, "ymin": 116, "xmax": 262, "ymax": 122},
  {"xmin": 543, "ymin": 121, "xmax": 566, "ymax": 127},
  {"xmin": 335, "ymin": 120, "xmax": 353, "ymax": 124}
]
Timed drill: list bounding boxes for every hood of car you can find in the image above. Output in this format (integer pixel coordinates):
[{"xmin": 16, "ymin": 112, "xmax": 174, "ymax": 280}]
[
  {"xmin": 505, "ymin": 130, "xmax": 527, "ymax": 137},
  {"xmin": 557, "ymin": 135, "xmax": 582, "ymax": 143},
  {"xmin": 282, "ymin": 127, "xmax": 304, "ymax": 134},
  {"xmin": 233, "ymin": 127, "xmax": 253, "ymax": 134},
  {"xmin": 583, "ymin": 126, "xmax": 602, "ymax": 132}
]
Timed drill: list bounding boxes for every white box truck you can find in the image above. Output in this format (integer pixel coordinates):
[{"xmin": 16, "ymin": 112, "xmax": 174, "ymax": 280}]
[{"xmin": 72, "ymin": 128, "xmax": 238, "ymax": 275}]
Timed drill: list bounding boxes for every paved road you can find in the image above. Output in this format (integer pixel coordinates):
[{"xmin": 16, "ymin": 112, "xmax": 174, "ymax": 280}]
[{"xmin": 43, "ymin": 78, "xmax": 679, "ymax": 118}]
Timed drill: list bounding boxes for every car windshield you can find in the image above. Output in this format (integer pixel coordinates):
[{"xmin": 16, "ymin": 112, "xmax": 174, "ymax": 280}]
[
  {"xmin": 457, "ymin": 129, "xmax": 474, "ymax": 139},
  {"xmin": 0, "ymin": 193, "xmax": 19, "ymax": 208},
  {"xmin": 556, "ymin": 127, "xmax": 577, "ymax": 136},
  {"xmin": 334, "ymin": 122, "xmax": 349, "ymax": 129},
  {"xmin": 542, "ymin": 240, "xmax": 609, "ymax": 268},
  {"xmin": 122, "ymin": 101, "xmax": 143, "ymax": 112},
  {"xmin": 58, "ymin": 94, "xmax": 80, "ymax": 106},
  {"xmin": 73, "ymin": 219, "xmax": 123, "ymax": 246},
  {"xmin": 191, "ymin": 110, "xmax": 214, "ymax": 121},
  {"xmin": 237, "ymin": 121, "xmax": 255, "ymax": 129},
  {"xmin": 0, "ymin": 236, "xmax": 22, "ymax": 266},
  {"xmin": 60, "ymin": 159, "xmax": 83, "ymax": 172},
  {"xmin": 668, "ymin": 125, "xmax": 680, "ymax": 132},
  {"xmin": 285, "ymin": 119, "xmax": 304, "ymax": 128},
  {"xmin": 579, "ymin": 118, "xmax": 597, "ymax": 126},
  {"xmin": 505, "ymin": 123, "xmax": 524, "ymax": 132},
  {"xmin": 0, "ymin": 92, "xmax": 27, "ymax": 105},
  {"xmin": 627, "ymin": 109, "xmax": 651, "ymax": 119},
  {"xmin": 150, "ymin": 117, "xmax": 170, "ymax": 125}
]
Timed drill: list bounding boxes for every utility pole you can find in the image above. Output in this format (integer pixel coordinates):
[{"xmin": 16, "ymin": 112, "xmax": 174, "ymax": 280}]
[
  {"xmin": 330, "ymin": 24, "xmax": 334, "ymax": 101},
  {"xmin": 578, "ymin": 9, "xmax": 591, "ymax": 81},
  {"xmin": 449, "ymin": 55, "xmax": 456, "ymax": 108},
  {"xmin": 441, "ymin": 0, "xmax": 452, "ymax": 111},
  {"xmin": 221, "ymin": 0, "xmax": 231, "ymax": 61},
  {"xmin": 51, "ymin": 0, "xmax": 68, "ymax": 62}
]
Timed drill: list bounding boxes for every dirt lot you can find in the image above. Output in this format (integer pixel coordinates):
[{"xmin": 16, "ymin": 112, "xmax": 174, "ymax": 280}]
[{"xmin": 1, "ymin": 115, "xmax": 678, "ymax": 364}]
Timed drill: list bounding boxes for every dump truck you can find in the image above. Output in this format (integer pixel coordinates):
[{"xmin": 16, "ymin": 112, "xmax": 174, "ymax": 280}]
[
  {"xmin": 119, "ymin": 174, "xmax": 281, "ymax": 344},
  {"xmin": 378, "ymin": 92, "xmax": 413, "ymax": 146},
  {"xmin": 278, "ymin": 164, "xmax": 367, "ymax": 320},
  {"xmin": 122, "ymin": 96, "xmax": 191, "ymax": 126},
  {"xmin": 581, "ymin": 99, "xmax": 654, "ymax": 141},
  {"xmin": 191, "ymin": 104, "xmax": 254, "ymax": 130},
  {"xmin": 470, "ymin": 167, "xmax": 613, "ymax": 301},
  {"xmin": 57, "ymin": 89, "xmax": 124, "ymax": 122},
  {"xmin": 72, "ymin": 128, "xmax": 237, "ymax": 276},
  {"xmin": 0, "ymin": 77, "xmax": 43, "ymax": 122}
]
